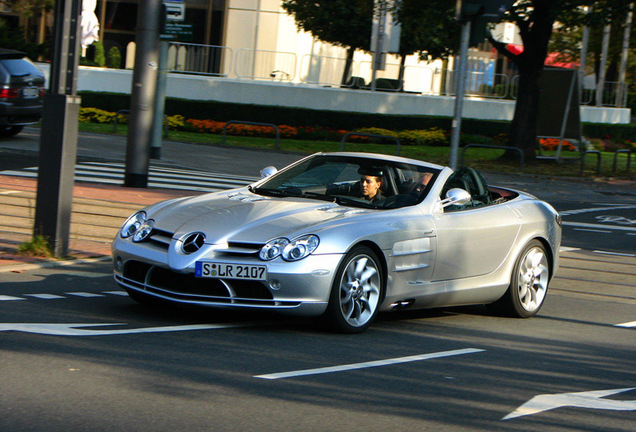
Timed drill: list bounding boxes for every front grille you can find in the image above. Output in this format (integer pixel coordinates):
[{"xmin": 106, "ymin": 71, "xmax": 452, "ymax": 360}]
[
  {"xmin": 116, "ymin": 260, "xmax": 301, "ymax": 308},
  {"xmin": 148, "ymin": 228, "xmax": 172, "ymax": 250}
]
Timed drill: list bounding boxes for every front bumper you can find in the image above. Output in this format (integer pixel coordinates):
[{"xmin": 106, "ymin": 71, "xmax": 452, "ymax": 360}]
[{"xmin": 112, "ymin": 240, "xmax": 343, "ymax": 316}]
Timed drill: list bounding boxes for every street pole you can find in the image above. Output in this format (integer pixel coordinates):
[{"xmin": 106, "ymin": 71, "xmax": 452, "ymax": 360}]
[
  {"xmin": 449, "ymin": 19, "xmax": 471, "ymax": 170},
  {"xmin": 33, "ymin": 0, "xmax": 82, "ymax": 257},
  {"xmin": 124, "ymin": 0, "xmax": 161, "ymax": 188}
]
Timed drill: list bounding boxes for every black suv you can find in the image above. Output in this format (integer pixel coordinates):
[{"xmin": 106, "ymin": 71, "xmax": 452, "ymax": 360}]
[{"xmin": 0, "ymin": 49, "xmax": 45, "ymax": 137}]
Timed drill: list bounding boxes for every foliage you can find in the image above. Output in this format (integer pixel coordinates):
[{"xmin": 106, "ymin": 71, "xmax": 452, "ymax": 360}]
[
  {"xmin": 0, "ymin": 18, "xmax": 44, "ymax": 59},
  {"xmin": 18, "ymin": 235, "xmax": 52, "ymax": 258},
  {"xmin": 107, "ymin": 46, "xmax": 122, "ymax": 69},
  {"xmin": 94, "ymin": 41, "xmax": 105, "ymax": 67},
  {"xmin": 390, "ymin": 0, "xmax": 459, "ymax": 60},
  {"xmin": 539, "ymin": 138, "xmax": 578, "ymax": 152},
  {"xmin": 2, "ymin": 0, "xmax": 54, "ymax": 18},
  {"xmin": 281, "ymin": 0, "xmax": 373, "ymax": 51}
]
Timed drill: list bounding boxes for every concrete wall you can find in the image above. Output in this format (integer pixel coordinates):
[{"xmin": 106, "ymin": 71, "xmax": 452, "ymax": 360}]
[{"xmin": 36, "ymin": 63, "xmax": 631, "ymax": 124}]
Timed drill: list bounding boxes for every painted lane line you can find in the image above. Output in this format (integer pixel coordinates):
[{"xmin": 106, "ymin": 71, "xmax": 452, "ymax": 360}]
[
  {"xmin": 103, "ymin": 291, "xmax": 128, "ymax": 296},
  {"xmin": 573, "ymin": 228, "xmax": 612, "ymax": 234},
  {"xmin": 65, "ymin": 292, "xmax": 105, "ymax": 298},
  {"xmin": 0, "ymin": 322, "xmax": 258, "ymax": 336},
  {"xmin": 593, "ymin": 250, "xmax": 636, "ymax": 258},
  {"xmin": 254, "ymin": 348, "xmax": 485, "ymax": 380},
  {"xmin": 0, "ymin": 295, "xmax": 25, "ymax": 301},
  {"xmin": 559, "ymin": 247, "xmax": 581, "ymax": 253},
  {"xmin": 616, "ymin": 321, "xmax": 636, "ymax": 328},
  {"xmin": 25, "ymin": 294, "xmax": 65, "ymax": 299},
  {"xmin": 562, "ymin": 221, "xmax": 636, "ymax": 232},
  {"xmin": 560, "ymin": 205, "xmax": 636, "ymax": 216}
]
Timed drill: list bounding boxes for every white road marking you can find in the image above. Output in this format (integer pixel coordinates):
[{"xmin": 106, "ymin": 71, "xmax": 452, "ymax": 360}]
[
  {"xmin": 503, "ymin": 388, "xmax": 636, "ymax": 420},
  {"xmin": 563, "ymin": 221, "xmax": 636, "ymax": 232},
  {"xmin": 593, "ymin": 250, "xmax": 636, "ymax": 257},
  {"xmin": 0, "ymin": 295, "xmax": 25, "ymax": 301},
  {"xmin": 65, "ymin": 292, "xmax": 105, "ymax": 298},
  {"xmin": 103, "ymin": 291, "xmax": 128, "ymax": 296},
  {"xmin": 254, "ymin": 348, "xmax": 485, "ymax": 380},
  {"xmin": 560, "ymin": 205, "xmax": 636, "ymax": 216},
  {"xmin": 0, "ymin": 322, "xmax": 257, "ymax": 336},
  {"xmin": 573, "ymin": 228, "xmax": 612, "ymax": 234},
  {"xmin": 559, "ymin": 246, "xmax": 580, "ymax": 253},
  {"xmin": 616, "ymin": 321, "xmax": 636, "ymax": 328},
  {"xmin": 24, "ymin": 294, "xmax": 64, "ymax": 299}
]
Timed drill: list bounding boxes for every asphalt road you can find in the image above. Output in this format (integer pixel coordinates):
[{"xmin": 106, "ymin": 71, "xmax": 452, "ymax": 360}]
[
  {"xmin": 1, "ymin": 256, "xmax": 634, "ymax": 432},
  {"xmin": 1, "ymin": 129, "xmax": 635, "ymax": 431}
]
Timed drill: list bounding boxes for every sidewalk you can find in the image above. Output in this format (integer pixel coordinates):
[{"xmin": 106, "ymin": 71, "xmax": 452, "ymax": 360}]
[{"xmin": 0, "ymin": 175, "xmax": 202, "ymax": 271}]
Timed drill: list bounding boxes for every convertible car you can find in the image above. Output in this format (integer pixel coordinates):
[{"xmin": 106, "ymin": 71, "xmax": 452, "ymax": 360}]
[{"xmin": 112, "ymin": 152, "xmax": 561, "ymax": 333}]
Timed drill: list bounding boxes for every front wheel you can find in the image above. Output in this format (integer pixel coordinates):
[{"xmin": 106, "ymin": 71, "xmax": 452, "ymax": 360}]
[
  {"xmin": 489, "ymin": 240, "xmax": 550, "ymax": 318},
  {"xmin": 324, "ymin": 246, "xmax": 383, "ymax": 333}
]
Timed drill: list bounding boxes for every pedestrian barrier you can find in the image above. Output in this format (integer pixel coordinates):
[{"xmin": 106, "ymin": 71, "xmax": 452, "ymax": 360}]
[
  {"xmin": 460, "ymin": 144, "xmax": 524, "ymax": 170},
  {"xmin": 340, "ymin": 132, "xmax": 401, "ymax": 155},
  {"xmin": 612, "ymin": 149, "xmax": 632, "ymax": 173},
  {"xmin": 222, "ymin": 121, "xmax": 280, "ymax": 150},
  {"xmin": 580, "ymin": 150, "xmax": 601, "ymax": 175}
]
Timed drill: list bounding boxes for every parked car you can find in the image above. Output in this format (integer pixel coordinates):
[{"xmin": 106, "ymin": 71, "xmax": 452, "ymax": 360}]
[
  {"xmin": 0, "ymin": 49, "xmax": 45, "ymax": 137},
  {"xmin": 112, "ymin": 152, "xmax": 562, "ymax": 333}
]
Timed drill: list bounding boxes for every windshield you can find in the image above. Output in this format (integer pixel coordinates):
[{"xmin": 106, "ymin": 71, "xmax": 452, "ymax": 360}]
[{"xmin": 254, "ymin": 155, "xmax": 440, "ymax": 209}]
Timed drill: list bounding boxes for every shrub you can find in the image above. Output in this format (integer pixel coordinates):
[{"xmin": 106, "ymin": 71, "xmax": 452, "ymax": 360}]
[
  {"xmin": 107, "ymin": 46, "xmax": 122, "ymax": 69},
  {"xmin": 94, "ymin": 41, "xmax": 105, "ymax": 67},
  {"xmin": 397, "ymin": 128, "xmax": 448, "ymax": 146}
]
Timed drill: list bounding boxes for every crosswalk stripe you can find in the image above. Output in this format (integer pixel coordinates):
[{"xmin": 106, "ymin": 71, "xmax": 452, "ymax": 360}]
[{"xmin": 0, "ymin": 162, "xmax": 258, "ymax": 192}]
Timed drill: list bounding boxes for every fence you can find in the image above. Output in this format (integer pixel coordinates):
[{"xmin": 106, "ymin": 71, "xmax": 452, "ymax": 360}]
[{"xmin": 132, "ymin": 42, "xmax": 629, "ymax": 107}]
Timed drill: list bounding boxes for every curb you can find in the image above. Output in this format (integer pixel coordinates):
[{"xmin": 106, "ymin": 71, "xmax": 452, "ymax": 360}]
[{"xmin": 0, "ymin": 255, "xmax": 112, "ymax": 274}]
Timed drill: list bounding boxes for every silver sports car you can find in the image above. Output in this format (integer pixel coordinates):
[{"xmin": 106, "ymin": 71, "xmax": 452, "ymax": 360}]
[{"xmin": 112, "ymin": 152, "xmax": 561, "ymax": 333}]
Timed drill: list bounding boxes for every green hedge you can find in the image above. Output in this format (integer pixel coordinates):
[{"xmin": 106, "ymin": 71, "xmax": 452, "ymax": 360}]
[{"xmin": 78, "ymin": 91, "xmax": 632, "ymax": 140}]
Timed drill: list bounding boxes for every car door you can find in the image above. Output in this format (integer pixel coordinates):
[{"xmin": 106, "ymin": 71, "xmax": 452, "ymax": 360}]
[{"xmin": 431, "ymin": 204, "xmax": 521, "ymax": 281}]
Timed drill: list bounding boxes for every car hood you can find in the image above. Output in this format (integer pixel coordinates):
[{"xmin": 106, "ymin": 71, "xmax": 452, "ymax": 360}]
[{"xmin": 150, "ymin": 190, "xmax": 370, "ymax": 244}]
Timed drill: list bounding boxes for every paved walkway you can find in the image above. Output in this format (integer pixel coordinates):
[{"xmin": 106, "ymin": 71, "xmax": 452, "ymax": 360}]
[{"xmin": 0, "ymin": 175, "xmax": 202, "ymax": 271}]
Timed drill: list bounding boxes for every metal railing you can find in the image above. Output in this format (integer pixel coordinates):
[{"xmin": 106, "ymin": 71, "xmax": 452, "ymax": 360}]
[
  {"xmin": 460, "ymin": 144, "xmax": 524, "ymax": 170},
  {"xmin": 121, "ymin": 42, "xmax": 629, "ymax": 106},
  {"xmin": 235, "ymin": 48, "xmax": 297, "ymax": 81},
  {"xmin": 168, "ymin": 43, "xmax": 233, "ymax": 76}
]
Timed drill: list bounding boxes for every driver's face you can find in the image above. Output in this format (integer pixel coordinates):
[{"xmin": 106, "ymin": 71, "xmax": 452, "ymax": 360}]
[{"xmin": 360, "ymin": 175, "xmax": 382, "ymax": 199}]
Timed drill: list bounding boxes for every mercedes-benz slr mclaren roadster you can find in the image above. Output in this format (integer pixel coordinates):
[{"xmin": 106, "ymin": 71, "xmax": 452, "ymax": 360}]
[{"xmin": 112, "ymin": 152, "xmax": 562, "ymax": 333}]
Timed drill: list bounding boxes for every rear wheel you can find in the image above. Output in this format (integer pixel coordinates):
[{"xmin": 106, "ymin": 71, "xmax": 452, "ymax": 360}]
[
  {"xmin": 489, "ymin": 240, "xmax": 550, "ymax": 317},
  {"xmin": 324, "ymin": 246, "xmax": 383, "ymax": 333},
  {"xmin": 0, "ymin": 125, "xmax": 23, "ymax": 137}
]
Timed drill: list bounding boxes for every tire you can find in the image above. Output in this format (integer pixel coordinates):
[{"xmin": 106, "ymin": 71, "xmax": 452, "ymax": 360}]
[
  {"xmin": 124, "ymin": 287, "xmax": 157, "ymax": 305},
  {"xmin": 0, "ymin": 125, "xmax": 24, "ymax": 137},
  {"xmin": 489, "ymin": 240, "xmax": 550, "ymax": 318},
  {"xmin": 324, "ymin": 245, "xmax": 384, "ymax": 333}
]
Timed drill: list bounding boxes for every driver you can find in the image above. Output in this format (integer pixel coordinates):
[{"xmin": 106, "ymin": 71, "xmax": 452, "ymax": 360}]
[{"xmin": 358, "ymin": 166, "xmax": 384, "ymax": 204}]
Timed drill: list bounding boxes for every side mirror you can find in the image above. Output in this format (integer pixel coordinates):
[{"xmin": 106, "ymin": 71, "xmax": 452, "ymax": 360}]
[
  {"xmin": 440, "ymin": 188, "xmax": 471, "ymax": 208},
  {"xmin": 260, "ymin": 166, "xmax": 277, "ymax": 179}
]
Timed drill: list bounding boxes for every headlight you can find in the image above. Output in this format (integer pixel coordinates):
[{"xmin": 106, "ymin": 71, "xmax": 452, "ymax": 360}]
[
  {"xmin": 133, "ymin": 219, "xmax": 155, "ymax": 242},
  {"xmin": 282, "ymin": 235, "xmax": 319, "ymax": 261},
  {"xmin": 259, "ymin": 238, "xmax": 290, "ymax": 260},
  {"xmin": 120, "ymin": 211, "xmax": 146, "ymax": 238}
]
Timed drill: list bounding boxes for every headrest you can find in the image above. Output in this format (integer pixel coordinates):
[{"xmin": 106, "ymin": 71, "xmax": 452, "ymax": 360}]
[{"xmin": 358, "ymin": 166, "xmax": 384, "ymax": 177}]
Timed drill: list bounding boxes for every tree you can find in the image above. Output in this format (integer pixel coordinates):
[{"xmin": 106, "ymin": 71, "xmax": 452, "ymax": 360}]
[
  {"xmin": 281, "ymin": 0, "xmax": 373, "ymax": 85},
  {"xmin": 390, "ymin": 0, "xmax": 460, "ymax": 84},
  {"xmin": 489, "ymin": 0, "xmax": 631, "ymax": 161}
]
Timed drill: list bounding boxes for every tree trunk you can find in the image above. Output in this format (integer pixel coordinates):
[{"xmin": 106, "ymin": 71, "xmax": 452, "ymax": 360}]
[
  {"xmin": 505, "ymin": 1, "xmax": 557, "ymax": 163},
  {"xmin": 341, "ymin": 47, "xmax": 356, "ymax": 86}
]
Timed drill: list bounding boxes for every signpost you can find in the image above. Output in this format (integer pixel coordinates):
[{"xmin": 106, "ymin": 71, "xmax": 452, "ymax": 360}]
[{"xmin": 33, "ymin": 0, "xmax": 82, "ymax": 257}]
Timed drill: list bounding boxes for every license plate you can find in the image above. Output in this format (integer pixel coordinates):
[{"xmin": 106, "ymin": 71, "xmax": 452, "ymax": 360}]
[
  {"xmin": 22, "ymin": 87, "xmax": 39, "ymax": 98},
  {"xmin": 195, "ymin": 262, "xmax": 267, "ymax": 281}
]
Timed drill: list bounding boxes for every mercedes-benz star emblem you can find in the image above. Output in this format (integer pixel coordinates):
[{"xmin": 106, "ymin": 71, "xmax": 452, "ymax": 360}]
[{"xmin": 181, "ymin": 232, "xmax": 206, "ymax": 254}]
